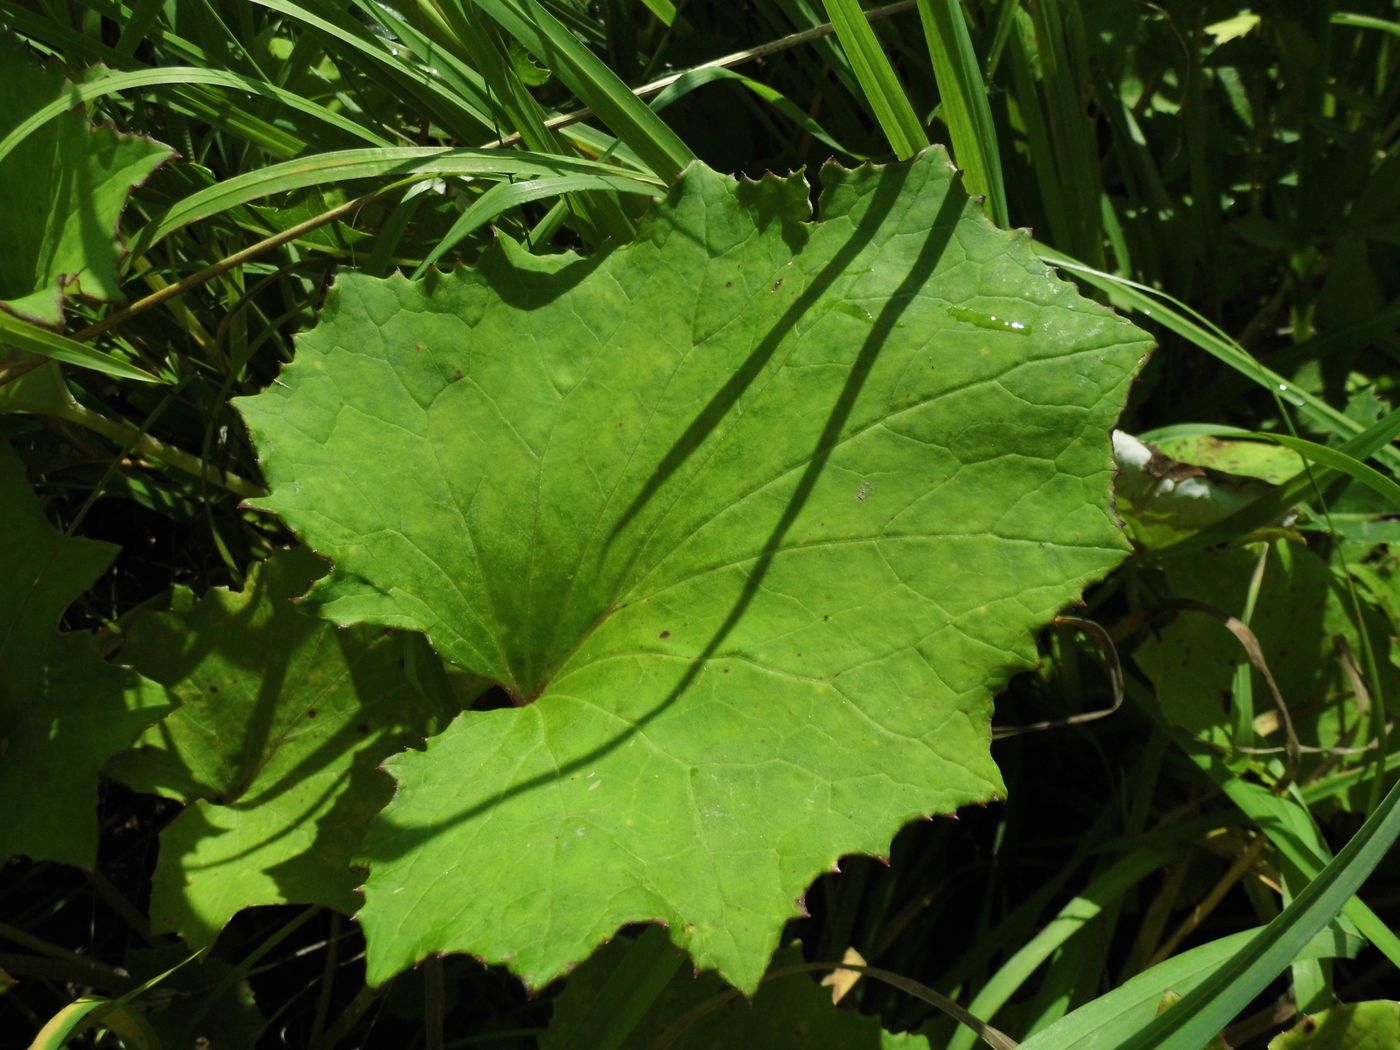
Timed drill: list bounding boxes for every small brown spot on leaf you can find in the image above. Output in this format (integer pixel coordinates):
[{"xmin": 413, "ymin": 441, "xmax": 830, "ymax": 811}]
[{"xmin": 659, "ymin": 630, "xmax": 671, "ymax": 639}]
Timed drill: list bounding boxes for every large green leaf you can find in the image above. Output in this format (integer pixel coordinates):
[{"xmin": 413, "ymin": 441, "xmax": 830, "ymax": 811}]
[
  {"xmin": 0, "ymin": 440, "xmax": 167, "ymax": 867},
  {"xmin": 107, "ymin": 549, "xmax": 448, "ymax": 945},
  {"xmin": 236, "ymin": 150, "xmax": 1150, "ymax": 992},
  {"xmin": 0, "ymin": 37, "xmax": 173, "ymax": 326}
]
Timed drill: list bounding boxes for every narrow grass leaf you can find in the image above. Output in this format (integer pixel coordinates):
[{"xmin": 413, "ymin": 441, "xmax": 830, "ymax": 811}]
[
  {"xmin": 1259, "ymin": 434, "xmax": 1400, "ymax": 511},
  {"xmin": 1036, "ymin": 244, "xmax": 1400, "ymax": 473},
  {"xmin": 470, "ymin": 0, "xmax": 695, "ymax": 178},
  {"xmin": 820, "ymin": 0, "xmax": 929, "ymax": 158},
  {"xmin": 650, "ymin": 68, "xmax": 862, "ymax": 158},
  {"xmin": 946, "ymin": 837, "xmax": 1184, "ymax": 1050},
  {"xmin": 0, "ymin": 66, "xmax": 387, "ymax": 170},
  {"xmin": 1017, "ymin": 926, "xmax": 1361, "ymax": 1050},
  {"xmin": 639, "ymin": 0, "xmax": 677, "ymax": 25},
  {"xmin": 28, "ymin": 997, "xmax": 161, "ymax": 1050},
  {"xmin": 1332, "ymin": 12, "xmax": 1400, "ymax": 38},
  {"xmin": 1181, "ymin": 740, "xmax": 1400, "ymax": 971},
  {"xmin": 414, "ymin": 173, "xmax": 660, "ymax": 277},
  {"xmin": 914, "ymin": 0, "xmax": 1008, "ymax": 224},
  {"xmin": 135, "ymin": 147, "xmax": 664, "ymax": 249},
  {"xmin": 1099, "ymin": 768, "xmax": 1400, "ymax": 1050},
  {"xmin": 0, "ymin": 312, "xmax": 162, "ymax": 384},
  {"xmin": 539, "ymin": 927, "xmax": 684, "ymax": 1050},
  {"xmin": 247, "ymin": 0, "xmax": 495, "ymax": 137}
]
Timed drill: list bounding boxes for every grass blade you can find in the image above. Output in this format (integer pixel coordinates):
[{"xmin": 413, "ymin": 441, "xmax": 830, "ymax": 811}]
[
  {"xmin": 914, "ymin": 0, "xmax": 1007, "ymax": 224},
  {"xmin": 0, "ymin": 313, "xmax": 161, "ymax": 384},
  {"xmin": 819, "ymin": 0, "xmax": 929, "ymax": 158},
  {"xmin": 1332, "ymin": 12, "xmax": 1400, "ymax": 38},
  {"xmin": 470, "ymin": 0, "xmax": 695, "ymax": 178},
  {"xmin": 650, "ymin": 67, "xmax": 863, "ymax": 157},
  {"xmin": 0, "ymin": 66, "xmax": 389, "ymax": 170},
  {"xmin": 1036, "ymin": 243, "xmax": 1400, "ymax": 473},
  {"xmin": 412, "ymin": 173, "xmax": 661, "ymax": 277},
  {"xmin": 1100, "ymin": 771, "xmax": 1400, "ymax": 1050},
  {"xmin": 247, "ymin": 0, "xmax": 497, "ymax": 138},
  {"xmin": 945, "ymin": 838, "xmax": 1183, "ymax": 1050},
  {"xmin": 28, "ymin": 997, "xmax": 161, "ymax": 1050},
  {"xmin": 134, "ymin": 147, "xmax": 664, "ymax": 248},
  {"xmin": 1180, "ymin": 739, "xmax": 1400, "ymax": 972},
  {"xmin": 1017, "ymin": 925, "xmax": 1361, "ymax": 1050},
  {"xmin": 408, "ymin": 0, "xmax": 635, "ymax": 243}
]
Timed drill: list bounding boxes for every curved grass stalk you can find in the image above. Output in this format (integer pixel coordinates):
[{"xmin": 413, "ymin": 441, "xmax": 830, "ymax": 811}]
[
  {"xmin": 468, "ymin": 0, "xmax": 696, "ymax": 178},
  {"xmin": 1037, "ymin": 245, "xmax": 1400, "ymax": 474},
  {"xmin": 0, "ymin": 66, "xmax": 388, "ymax": 170},
  {"xmin": 135, "ymin": 147, "xmax": 664, "ymax": 250},
  {"xmin": 412, "ymin": 172, "xmax": 662, "ymax": 277}
]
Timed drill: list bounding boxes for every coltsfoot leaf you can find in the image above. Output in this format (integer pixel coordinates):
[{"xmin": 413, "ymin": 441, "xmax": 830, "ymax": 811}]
[{"xmin": 236, "ymin": 151, "xmax": 1150, "ymax": 991}]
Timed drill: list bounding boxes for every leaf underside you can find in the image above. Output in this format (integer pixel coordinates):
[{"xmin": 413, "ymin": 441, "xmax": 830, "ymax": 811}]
[{"xmin": 236, "ymin": 149, "xmax": 1150, "ymax": 992}]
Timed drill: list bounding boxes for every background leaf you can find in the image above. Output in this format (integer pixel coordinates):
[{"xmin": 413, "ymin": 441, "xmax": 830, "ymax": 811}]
[
  {"xmin": 0, "ymin": 37, "xmax": 172, "ymax": 327},
  {"xmin": 1136, "ymin": 541, "xmax": 1397, "ymax": 778},
  {"xmin": 108, "ymin": 548, "xmax": 449, "ymax": 944},
  {"xmin": 0, "ymin": 439, "xmax": 168, "ymax": 868}
]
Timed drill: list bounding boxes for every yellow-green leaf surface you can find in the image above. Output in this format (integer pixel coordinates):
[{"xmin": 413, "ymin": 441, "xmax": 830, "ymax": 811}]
[
  {"xmin": 1153, "ymin": 433, "xmax": 1307, "ymax": 485},
  {"xmin": 236, "ymin": 150, "xmax": 1150, "ymax": 992},
  {"xmin": 107, "ymin": 549, "xmax": 446, "ymax": 945},
  {"xmin": 0, "ymin": 38, "xmax": 173, "ymax": 326},
  {"xmin": 0, "ymin": 440, "xmax": 167, "ymax": 867},
  {"xmin": 1271, "ymin": 1001, "xmax": 1400, "ymax": 1049}
]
